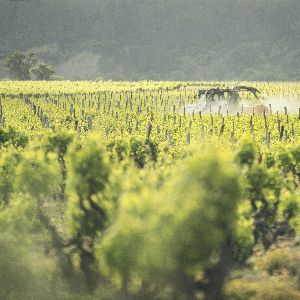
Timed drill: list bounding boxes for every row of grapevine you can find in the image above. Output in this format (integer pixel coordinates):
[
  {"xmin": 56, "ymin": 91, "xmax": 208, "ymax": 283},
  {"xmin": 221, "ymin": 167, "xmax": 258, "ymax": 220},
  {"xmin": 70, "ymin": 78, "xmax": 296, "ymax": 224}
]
[{"xmin": 0, "ymin": 81, "xmax": 300, "ymax": 300}]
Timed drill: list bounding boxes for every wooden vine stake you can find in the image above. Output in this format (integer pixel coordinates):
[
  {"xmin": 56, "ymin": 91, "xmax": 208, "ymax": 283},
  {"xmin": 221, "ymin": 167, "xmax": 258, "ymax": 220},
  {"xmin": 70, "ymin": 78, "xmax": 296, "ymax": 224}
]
[
  {"xmin": 156, "ymin": 125, "xmax": 160, "ymax": 135},
  {"xmin": 279, "ymin": 125, "xmax": 284, "ymax": 141},
  {"xmin": 201, "ymin": 125, "xmax": 205, "ymax": 138},
  {"xmin": 250, "ymin": 115, "xmax": 254, "ymax": 133},
  {"xmin": 147, "ymin": 123, "xmax": 152, "ymax": 139},
  {"xmin": 74, "ymin": 118, "xmax": 78, "ymax": 130},
  {"xmin": 265, "ymin": 131, "xmax": 270, "ymax": 148},
  {"xmin": 186, "ymin": 132, "xmax": 191, "ymax": 144},
  {"xmin": 263, "ymin": 111, "xmax": 268, "ymax": 130},
  {"xmin": 231, "ymin": 131, "xmax": 235, "ymax": 143},
  {"xmin": 88, "ymin": 117, "xmax": 93, "ymax": 130},
  {"xmin": 219, "ymin": 124, "xmax": 225, "ymax": 139}
]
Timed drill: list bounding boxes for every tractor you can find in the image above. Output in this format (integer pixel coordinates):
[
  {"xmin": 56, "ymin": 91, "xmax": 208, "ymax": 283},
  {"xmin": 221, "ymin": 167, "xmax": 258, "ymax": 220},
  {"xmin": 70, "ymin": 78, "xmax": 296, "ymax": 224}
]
[{"xmin": 186, "ymin": 86, "xmax": 268, "ymax": 115}]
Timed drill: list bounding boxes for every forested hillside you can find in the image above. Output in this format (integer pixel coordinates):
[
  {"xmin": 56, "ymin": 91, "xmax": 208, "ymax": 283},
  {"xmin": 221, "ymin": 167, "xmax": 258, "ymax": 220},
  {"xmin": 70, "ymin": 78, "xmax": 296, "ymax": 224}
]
[{"xmin": 0, "ymin": 0, "xmax": 299, "ymax": 80}]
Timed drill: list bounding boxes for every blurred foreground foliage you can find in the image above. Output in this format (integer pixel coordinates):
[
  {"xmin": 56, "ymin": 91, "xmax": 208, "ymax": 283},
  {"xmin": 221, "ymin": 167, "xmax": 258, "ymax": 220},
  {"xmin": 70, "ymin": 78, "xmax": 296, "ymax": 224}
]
[{"xmin": 0, "ymin": 130, "xmax": 300, "ymax": 300}]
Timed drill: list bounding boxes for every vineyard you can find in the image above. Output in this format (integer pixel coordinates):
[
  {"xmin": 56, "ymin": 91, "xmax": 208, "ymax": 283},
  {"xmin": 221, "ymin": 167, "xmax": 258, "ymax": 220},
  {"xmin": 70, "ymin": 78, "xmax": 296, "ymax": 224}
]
[{"xmin": 1, "ymin": 80, "xmax": 300, "ymax": 300}]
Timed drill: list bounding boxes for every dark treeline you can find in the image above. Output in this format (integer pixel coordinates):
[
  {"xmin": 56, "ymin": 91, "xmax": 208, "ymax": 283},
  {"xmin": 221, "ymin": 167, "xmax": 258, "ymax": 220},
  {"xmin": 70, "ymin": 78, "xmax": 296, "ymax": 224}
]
[{"xmin": 0, "ymin": 0, "xmax": 299, "ymax": 81}]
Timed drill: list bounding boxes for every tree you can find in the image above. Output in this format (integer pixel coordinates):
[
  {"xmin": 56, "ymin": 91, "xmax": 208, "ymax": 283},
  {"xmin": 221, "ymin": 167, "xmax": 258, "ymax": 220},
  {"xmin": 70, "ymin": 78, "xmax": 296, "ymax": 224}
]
[
  {"xmin": 2, "ymin": 51, "xmax": 37, "ymax": 80},
  {"xmin": 31, "ymin": 63, "xmax": 55, "ymax": 80}
]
